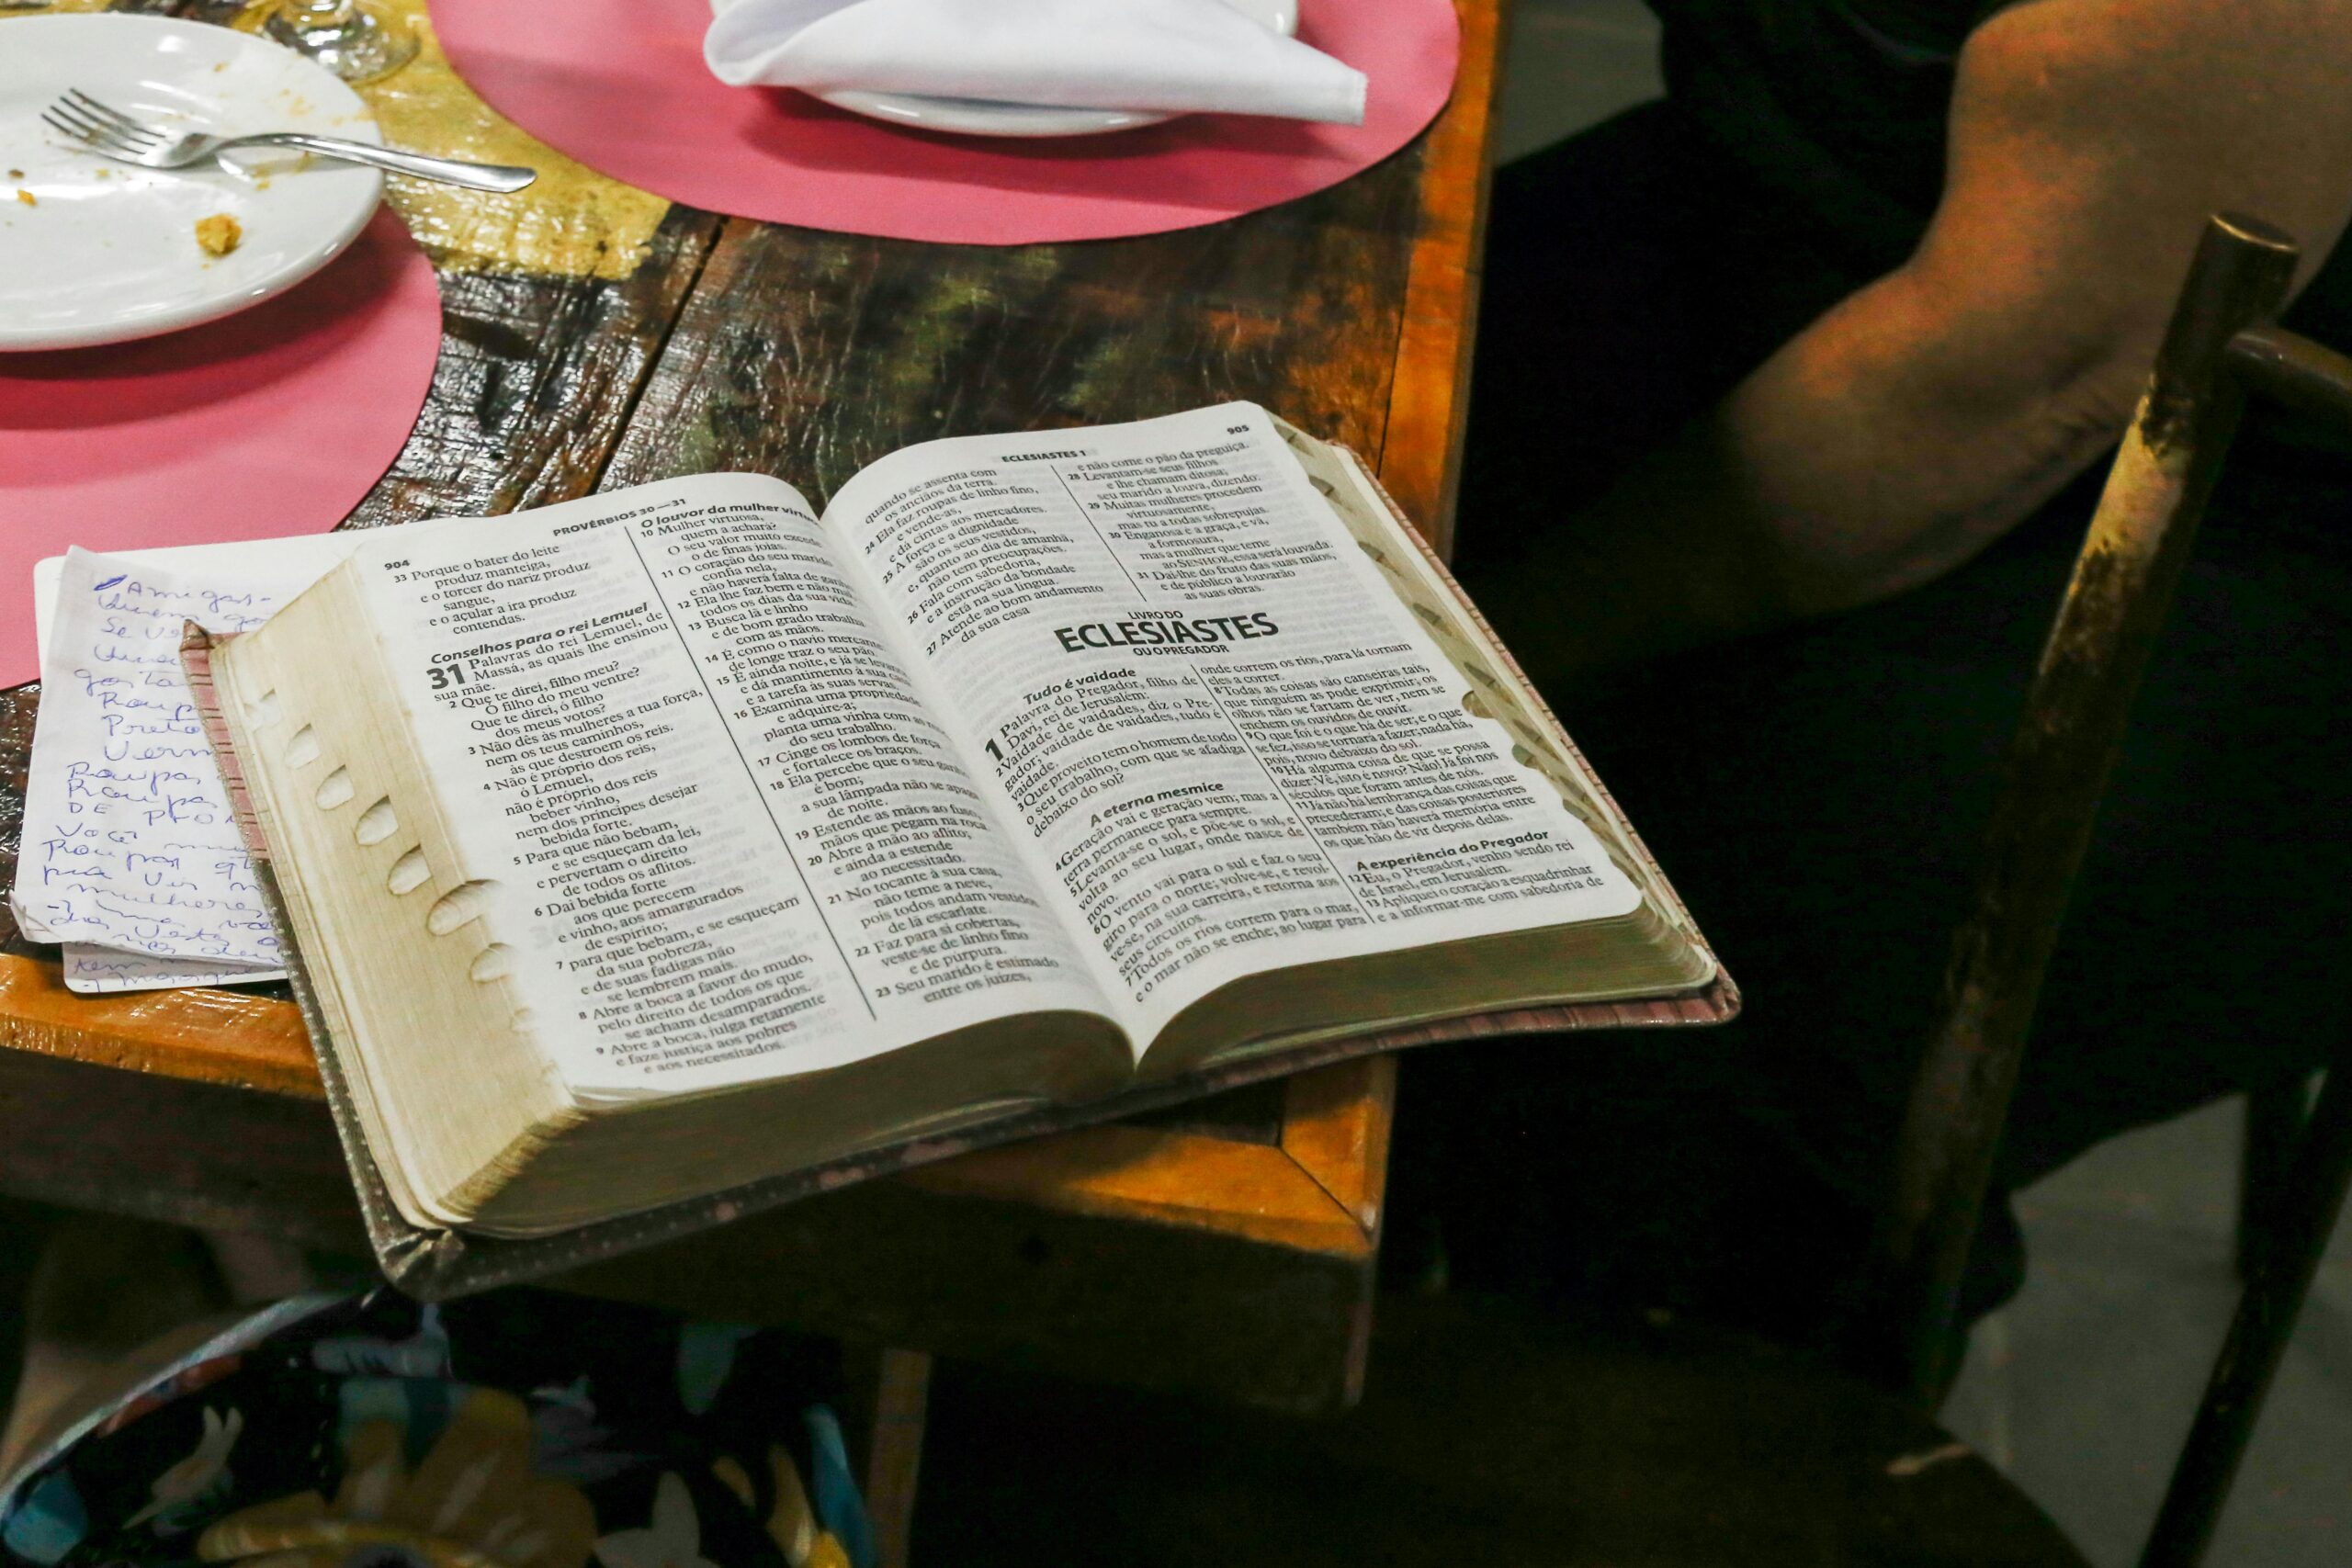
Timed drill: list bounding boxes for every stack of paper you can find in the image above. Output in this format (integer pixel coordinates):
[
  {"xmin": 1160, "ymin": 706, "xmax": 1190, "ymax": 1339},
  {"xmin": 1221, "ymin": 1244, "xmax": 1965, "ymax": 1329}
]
[{"xmin": 12, "ymin": 540, "xmax": 361, "ymax": 993}]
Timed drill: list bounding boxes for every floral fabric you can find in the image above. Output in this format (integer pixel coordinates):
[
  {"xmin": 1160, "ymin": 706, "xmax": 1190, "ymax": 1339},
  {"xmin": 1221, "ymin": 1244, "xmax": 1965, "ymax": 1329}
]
[{"xmin": 0, "ymin": 1291, "xmax": 872, "ymax": 1568}]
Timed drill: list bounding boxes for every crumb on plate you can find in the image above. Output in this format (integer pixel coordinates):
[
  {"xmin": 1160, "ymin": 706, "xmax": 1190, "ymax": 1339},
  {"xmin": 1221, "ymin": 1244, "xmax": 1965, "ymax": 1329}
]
[
  {"xmin": 14, "ymin": 189, "xmax": 32, "ymax": 208},
  {"xmin": 195, "ymin": 212, "xmax": 243, "ymax": 256}
]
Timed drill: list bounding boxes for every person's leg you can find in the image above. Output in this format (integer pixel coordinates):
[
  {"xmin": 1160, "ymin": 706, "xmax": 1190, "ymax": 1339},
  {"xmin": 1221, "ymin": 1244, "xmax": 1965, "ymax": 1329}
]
[
  {"xmin": 1418, "ymin": 427, "xmax": 2352, "ymax": 1340},
  {"xmin": 1601, "ymin": 420, "xmax": 2352, "ymax": 1184},
  {"xmin": 1404, "ymin": 483, "xmax": 2102, "ymax": 1337}
]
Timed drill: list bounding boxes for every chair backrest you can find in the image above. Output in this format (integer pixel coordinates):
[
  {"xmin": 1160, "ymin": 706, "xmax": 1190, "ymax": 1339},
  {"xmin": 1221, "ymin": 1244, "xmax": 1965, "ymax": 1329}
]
[
  {"xmin": 1837, "ymin": 213, "xmax": 2323, "ymax": 1403},
  {"xmin": 2132, "ymin": 260, "xmax": 2352, "ymax": 1568},
  {"xmin": 1833, "ymin": 206, "xmax": 2352, "ymax": 1568}
]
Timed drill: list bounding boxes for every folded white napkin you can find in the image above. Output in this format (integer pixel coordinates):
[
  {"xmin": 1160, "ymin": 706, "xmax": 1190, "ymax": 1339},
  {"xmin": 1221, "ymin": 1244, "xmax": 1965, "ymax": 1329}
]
[{"xmin": 705, "ymin": 0, "xmax": 1368, "ymax": 126}]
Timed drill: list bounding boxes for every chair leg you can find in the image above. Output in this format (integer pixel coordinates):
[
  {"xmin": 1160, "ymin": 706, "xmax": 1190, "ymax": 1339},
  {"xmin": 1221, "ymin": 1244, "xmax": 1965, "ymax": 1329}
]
[
  {"xmin": 2235, "ymin": 1078, "xmax": 2308, "ymax": 1281},
  {"xmin": 2141, "ymin": 1062, "xmax": 2352, "ymax": 1568},
  {"xmin": 860, "ymin": 1348, "xmax": 931, "ymax": 1568}
]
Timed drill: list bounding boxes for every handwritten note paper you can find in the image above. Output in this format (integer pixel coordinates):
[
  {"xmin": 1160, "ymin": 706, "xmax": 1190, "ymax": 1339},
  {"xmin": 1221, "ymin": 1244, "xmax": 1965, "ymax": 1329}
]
[
  {"xmin": 11, "ymin": 548, "xmax": 334, "ymax": 987},
  {"xmin": 64, "ymin": 946, "xmax": 283, "ymax": 994}
]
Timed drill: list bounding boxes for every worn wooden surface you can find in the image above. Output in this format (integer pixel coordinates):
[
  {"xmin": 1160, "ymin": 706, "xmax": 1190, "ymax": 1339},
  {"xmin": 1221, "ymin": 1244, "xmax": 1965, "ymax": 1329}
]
[
  {"xmin": 345, "ymin": 206, "xmax": 725, "ymax": 528},
  {"xmin": 1373, "ymin": 0, "xmax": 1502, "ymax": 556},
  {"xmin": 0, "ymin": 0, "xmax": 1498, "ymax": 1406}
]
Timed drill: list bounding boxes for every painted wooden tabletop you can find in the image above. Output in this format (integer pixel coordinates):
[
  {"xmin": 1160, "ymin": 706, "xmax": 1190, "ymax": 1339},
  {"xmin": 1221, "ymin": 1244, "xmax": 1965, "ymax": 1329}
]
[{"xmin": 0, "ymin": 0, "xmax": 1504, "ymax": 1408}]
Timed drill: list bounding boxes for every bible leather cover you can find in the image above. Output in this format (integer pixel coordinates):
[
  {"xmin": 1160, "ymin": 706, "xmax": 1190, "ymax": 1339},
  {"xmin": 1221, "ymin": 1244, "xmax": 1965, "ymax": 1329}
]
[{"xmin": 182, "ymin": 453, "xmax": 1737, "ymax": 1298}]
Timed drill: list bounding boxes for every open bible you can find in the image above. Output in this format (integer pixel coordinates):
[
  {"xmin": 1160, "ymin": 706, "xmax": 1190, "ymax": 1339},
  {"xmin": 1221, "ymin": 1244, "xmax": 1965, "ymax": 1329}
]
[{"xmin": 195, "ymin": 404, "xmax": 1731, "ymax": 1283}]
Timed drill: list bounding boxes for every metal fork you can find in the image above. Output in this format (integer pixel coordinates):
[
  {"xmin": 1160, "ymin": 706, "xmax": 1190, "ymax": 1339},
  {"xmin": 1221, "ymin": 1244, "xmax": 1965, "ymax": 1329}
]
[{"xmin": 41, "ymin": 88, "xmax": 537, "ymax": 193}]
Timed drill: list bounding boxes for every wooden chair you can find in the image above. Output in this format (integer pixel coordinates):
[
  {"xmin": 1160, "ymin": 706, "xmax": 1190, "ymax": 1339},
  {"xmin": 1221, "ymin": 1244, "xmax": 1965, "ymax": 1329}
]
[
  {"xmin": 1857, "ymin": 210, "xmax": 2352, "ymax": 1568},
  {"xmin": 907, "ymin": 213, "xmax": 2352, "ymax": 1567},
  {"xmin": 2105, "ymin": 220, "xmax": 2352, "ymax": 1568},
  {"xmin": 1844, "ymin": 210, "xmax": 2350, "ymax": 1389}
]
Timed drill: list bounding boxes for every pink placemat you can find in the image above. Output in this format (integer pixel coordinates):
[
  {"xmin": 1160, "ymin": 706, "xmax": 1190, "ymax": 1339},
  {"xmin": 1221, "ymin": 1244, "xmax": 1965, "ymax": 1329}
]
[
  {"xmin": 0, "ymin": 209, "xmax": 442, "ymax": 689},
  {"xmin": 431, "ymin": 0, "xmax": 1459, "ymax": 244}
]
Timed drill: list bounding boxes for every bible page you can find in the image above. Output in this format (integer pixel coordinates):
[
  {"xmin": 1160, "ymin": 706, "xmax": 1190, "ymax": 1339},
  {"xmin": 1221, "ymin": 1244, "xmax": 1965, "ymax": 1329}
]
[
  {"xmin": 341, "ymin": 474, "xmax": 1110, "ymax": 1100},
  {"xmin": 823, "ymin": 403, "xmax": 1645, "ymax": 1043}
]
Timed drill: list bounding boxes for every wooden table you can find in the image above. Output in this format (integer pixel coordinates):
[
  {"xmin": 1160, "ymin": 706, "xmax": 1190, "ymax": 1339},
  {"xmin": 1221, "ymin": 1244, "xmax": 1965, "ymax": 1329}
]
[{"xmin": 0, "ymin": 0, "xmax": 1505, "ymax": 1484}]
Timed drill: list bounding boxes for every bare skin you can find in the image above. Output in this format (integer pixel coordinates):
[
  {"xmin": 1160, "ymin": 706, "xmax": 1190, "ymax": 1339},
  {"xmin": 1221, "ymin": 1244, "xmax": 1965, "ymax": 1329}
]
[{"xmin": 1476, "ymin": 0, "xmax": 2352, "ymax": 686}]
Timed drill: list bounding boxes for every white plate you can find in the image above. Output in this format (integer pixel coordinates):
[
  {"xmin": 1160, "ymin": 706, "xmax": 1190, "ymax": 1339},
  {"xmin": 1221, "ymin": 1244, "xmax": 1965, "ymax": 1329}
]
[
  {"xmin": 0, "ymin": 15, "xmax": 383, "ymax": 352},
  {"xmin": 818, "ymin": 0, "xmax": 1298, "ymax": 139}
]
